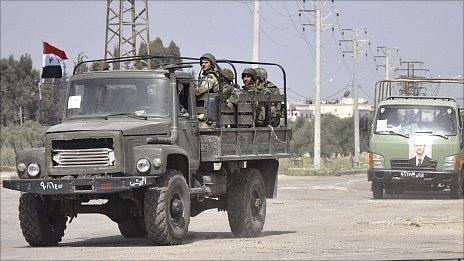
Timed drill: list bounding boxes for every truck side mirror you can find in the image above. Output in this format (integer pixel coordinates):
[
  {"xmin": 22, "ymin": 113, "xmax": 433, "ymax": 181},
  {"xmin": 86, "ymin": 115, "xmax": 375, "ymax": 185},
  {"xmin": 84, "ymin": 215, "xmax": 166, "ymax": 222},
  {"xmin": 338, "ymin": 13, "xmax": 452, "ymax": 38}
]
[{"xmin": 360, "ymin": 116, "xmax": 368, "ymax": 131}]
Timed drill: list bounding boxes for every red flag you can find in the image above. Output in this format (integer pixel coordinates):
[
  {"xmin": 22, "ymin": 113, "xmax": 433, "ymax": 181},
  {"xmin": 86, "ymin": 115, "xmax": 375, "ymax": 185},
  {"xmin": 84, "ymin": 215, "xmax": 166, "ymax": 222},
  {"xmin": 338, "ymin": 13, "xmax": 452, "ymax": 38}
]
[{"xmin": 43, "ymin": 42, "xmax": 67, "ymax": 60}]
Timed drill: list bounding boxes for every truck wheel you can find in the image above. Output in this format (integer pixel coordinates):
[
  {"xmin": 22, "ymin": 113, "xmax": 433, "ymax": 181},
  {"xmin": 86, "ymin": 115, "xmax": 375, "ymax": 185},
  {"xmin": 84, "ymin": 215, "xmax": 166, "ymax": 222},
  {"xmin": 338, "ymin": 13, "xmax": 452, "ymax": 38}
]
[
  {"xmin": 144, "ymin": 170, "xmax": 190, "ymax": 245},
  {"xmin": 227, "ymin": 168, "xmax": 266, "ymax": 237},
  {"xmin": 19, "ymin": 194, "xmax": 67, "ymax": 247},
  {"xmin": 118, "ymin": 217, "xmax": 147, "ymax": 238},
  {"xmin": 372, "ymin": 182, "xmax": 383, "ymax": 199},
  {"xmin": 450, "ymin": 183, "xmax": 463, "ymax": 199}
]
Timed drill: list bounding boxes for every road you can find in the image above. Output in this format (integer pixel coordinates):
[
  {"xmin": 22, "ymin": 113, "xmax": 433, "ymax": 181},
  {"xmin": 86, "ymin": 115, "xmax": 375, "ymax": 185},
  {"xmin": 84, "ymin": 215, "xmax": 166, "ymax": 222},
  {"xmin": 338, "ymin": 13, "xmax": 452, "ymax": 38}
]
[{"xmin": 1, "ymin": 173, "xmax": 463, "ymax": 260}]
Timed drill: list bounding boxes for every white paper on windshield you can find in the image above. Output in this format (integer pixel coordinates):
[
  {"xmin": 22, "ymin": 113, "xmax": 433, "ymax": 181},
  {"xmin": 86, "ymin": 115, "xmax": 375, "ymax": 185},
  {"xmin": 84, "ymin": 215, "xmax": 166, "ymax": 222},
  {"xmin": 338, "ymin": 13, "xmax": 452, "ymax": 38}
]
[
  {"xmin": 376, "ymin": 119, "xmax": 388, "ymax": 131},
  {"xmin": 67, "ymin": 95, "xmax": 82, "ymax": 109}
]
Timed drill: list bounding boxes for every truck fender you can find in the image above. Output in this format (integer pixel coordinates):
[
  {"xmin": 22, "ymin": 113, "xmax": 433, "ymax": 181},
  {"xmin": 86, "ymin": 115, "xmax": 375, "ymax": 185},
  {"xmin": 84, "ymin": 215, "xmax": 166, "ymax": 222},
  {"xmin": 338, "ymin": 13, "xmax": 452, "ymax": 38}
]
[
  {"xmin": 133, "ymin": 144, "xmax": 189, "ymax": 178},
  {"xmin": 15, "ymin": 147, "xmax": 45, "ymax": 179}
]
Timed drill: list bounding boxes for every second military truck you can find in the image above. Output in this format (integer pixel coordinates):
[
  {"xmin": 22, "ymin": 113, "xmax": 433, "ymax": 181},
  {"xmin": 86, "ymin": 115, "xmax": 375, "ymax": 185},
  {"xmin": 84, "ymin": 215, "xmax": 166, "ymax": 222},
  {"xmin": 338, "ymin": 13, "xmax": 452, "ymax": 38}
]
[{"xmin": 365, "ymin": 78, "xmax": 464, "ymax": 199}]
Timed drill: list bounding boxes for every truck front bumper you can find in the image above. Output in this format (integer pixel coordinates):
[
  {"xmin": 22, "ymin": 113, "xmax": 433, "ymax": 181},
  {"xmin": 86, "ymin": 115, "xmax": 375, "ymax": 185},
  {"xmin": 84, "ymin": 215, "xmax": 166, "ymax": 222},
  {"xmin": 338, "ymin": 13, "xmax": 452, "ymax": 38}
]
[
  {"xmin": 2, "ymin": 176, "xmax": 157, "ymax": 195},
  {"xmin": 368, "ymin": 169, "xmax": 462, "ymax": 185}
]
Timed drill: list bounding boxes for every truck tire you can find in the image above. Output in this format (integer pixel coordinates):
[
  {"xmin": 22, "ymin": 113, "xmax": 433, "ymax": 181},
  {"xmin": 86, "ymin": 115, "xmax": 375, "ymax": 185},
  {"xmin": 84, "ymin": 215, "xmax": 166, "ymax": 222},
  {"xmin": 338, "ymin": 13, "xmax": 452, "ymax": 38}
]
[
  {"xmin": 450, "ymin": 183, "xmax": 463, "ymax": 199},
  {"xmin": 227, "ymin": 168, "xmax": 266, "ymax": 237},
  {"xmin": 372, "ymin": 182, "xmax": 383, "ymax": 199},
  {"xmin": 118, "ymin": 217, "xmax": 147, "ymax": 238},
  {"xmin": 144, "ymin": 169, "xmax": 190, "ymax": 245},
  {"xmin": 19, "ymin": 193, "xmax": 67, "ymax": 247}
]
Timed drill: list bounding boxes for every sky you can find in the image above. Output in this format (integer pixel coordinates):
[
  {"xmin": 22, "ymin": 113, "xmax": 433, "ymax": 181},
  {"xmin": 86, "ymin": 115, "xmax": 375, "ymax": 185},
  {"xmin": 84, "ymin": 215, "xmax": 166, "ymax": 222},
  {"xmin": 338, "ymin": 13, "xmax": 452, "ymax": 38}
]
[{"xmin": 1, "ymin": 0, "xmax": 463, "ymax": 104}]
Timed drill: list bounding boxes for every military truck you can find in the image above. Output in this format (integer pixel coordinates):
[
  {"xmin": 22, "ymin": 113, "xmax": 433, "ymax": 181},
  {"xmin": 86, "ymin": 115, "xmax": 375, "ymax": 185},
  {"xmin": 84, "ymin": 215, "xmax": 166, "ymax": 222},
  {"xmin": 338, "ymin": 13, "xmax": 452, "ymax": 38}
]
[
  {"xmin": 363, "ymin": 78, "xmax": 464, "ymax": 199},
  {"xmin": 2, "ymin": 56, "xmax": 291, "ymax": 246}
]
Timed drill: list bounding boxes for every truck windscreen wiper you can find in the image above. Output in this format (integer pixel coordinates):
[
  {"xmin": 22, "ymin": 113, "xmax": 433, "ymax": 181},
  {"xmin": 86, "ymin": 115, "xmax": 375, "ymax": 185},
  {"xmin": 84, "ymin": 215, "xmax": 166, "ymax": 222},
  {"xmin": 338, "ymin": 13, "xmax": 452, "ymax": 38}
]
[
  {"xmin": 414, "ymin": 131, "xmax": 449, "ymax": 139},
  {"xmin": 376, "ymin": 130, "xmax": 409, "ymax": 138},
  {"xmin": 106, "ymin": 113, "xmax": 148, "ymax": 120}
]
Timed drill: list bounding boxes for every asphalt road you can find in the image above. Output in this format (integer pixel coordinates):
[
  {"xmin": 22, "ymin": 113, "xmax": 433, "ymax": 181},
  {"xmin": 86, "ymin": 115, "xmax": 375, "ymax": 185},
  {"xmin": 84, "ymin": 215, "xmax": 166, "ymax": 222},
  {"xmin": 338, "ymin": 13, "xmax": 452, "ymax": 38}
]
[{"xmin": 1, "ymin": 173, "xmax": 463, "ymax": 260}]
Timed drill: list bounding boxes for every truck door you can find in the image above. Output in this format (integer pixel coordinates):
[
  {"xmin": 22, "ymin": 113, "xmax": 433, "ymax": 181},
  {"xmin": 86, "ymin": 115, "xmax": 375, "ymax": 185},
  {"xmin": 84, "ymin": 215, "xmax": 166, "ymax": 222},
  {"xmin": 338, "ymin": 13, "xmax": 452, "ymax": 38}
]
[{"xmin": 177, "ymin": 82, "xmax": 200, "ymax": 172}]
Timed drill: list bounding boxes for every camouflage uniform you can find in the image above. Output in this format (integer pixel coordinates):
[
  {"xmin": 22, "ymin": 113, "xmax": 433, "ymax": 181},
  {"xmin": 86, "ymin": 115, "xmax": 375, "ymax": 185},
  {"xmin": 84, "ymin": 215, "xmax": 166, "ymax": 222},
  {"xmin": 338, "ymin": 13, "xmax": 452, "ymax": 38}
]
[
  {"xmin": 195, "ymin": 53, "xmax": 219, "ymax": 98},
  {"xmin": 91, "ymin": 61, "xmax": 110, "ymax": 71},
  {"xmin": 242, "ymin": 68, "xmax": 265, "ymax": 126},
  {"xmin": 220, "ymin": 68, "xmax": 241, "ymax": 105},
  {"xmin": 255, "ymin": 68, "xmax": 282, "ymax": 127}
]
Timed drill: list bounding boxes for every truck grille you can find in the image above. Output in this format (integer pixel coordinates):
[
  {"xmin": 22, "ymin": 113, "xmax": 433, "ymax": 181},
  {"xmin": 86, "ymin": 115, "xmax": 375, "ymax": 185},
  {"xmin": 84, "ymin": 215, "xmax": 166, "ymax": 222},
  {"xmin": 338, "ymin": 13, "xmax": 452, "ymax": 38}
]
[
  {"xmin": 51, "ymin": 138, "xmax": 115, "ymax": 168},
  {"xmin": 53, "ymin": 148, "xmax": 115, "ymax": 167},
  {"xmin": 391, "ymin": 159, "xmax": 436, "ymax": 171}
]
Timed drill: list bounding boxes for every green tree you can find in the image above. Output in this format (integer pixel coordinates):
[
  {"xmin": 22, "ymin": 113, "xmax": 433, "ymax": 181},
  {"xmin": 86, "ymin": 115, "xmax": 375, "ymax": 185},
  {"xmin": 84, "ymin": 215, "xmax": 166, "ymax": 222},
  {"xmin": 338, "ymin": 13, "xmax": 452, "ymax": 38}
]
[
  {"xmin": 0, "ymin": 55, "xmax": 40, "ymax": 126},
  {"xmin": 289, "ymin": 114, "xmax": 371, "ymax": 157},
  {"xmin": 136, "ymin": 37, "xmax": 181, "ymax": 69}
]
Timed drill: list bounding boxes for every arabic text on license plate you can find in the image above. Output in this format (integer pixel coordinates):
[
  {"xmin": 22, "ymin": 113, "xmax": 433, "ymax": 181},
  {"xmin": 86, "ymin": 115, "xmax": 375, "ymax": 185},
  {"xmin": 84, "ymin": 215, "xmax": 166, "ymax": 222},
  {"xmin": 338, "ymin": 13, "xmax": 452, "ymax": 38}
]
[{"xmin": 401, "ymin": 171, "xmax": 424, "ymax": 178}]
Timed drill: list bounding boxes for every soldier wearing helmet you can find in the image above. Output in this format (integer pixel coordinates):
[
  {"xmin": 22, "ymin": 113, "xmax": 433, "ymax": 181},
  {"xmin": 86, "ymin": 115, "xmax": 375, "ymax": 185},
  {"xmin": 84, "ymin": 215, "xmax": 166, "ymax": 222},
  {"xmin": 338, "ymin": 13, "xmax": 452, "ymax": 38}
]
[
  {"xmin": 255, "ymin": 67, "xmax": 280, "ymax": 94},
  {"xmin": 241, "ymin": 68, "xmax": 258, "ymax": 93},
  {"xmin": 220, "ymin": 68, "xmax": 241, "ymax": 109},
  {"xmin": 241, "ymin": 67, "xmax": 268, "ymax": 126},
  {"xmin": 255, "ymin": 68, "xmax": 282, "ymax": 127},
  {"xmin": 91, "ymin": 61, "xmax": 110, "ymax": 71},
  {"xmin": 195, "ymin": 53, "xmax": 219, "ymax": 97}
]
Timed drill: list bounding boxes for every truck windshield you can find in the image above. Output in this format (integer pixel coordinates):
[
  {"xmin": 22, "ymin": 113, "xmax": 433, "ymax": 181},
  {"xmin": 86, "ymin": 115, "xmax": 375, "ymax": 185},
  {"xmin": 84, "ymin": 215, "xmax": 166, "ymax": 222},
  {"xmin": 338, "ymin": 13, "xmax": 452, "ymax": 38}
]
[
  {"xmin": 66, "ymin": 78, "xmax": 170, "ymax": 118},
  {"xmin": 374, "ymin": 105, "xmax": 457, "ymax": 136}
]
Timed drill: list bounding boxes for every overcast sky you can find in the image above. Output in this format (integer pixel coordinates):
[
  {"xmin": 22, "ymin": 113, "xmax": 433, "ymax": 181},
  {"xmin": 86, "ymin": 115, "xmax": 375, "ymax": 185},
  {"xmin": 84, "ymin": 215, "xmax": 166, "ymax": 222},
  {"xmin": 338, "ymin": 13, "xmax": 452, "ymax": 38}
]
[{"xmin": 1, "ymin": 1, "xmax": 463, "ymax": 103}]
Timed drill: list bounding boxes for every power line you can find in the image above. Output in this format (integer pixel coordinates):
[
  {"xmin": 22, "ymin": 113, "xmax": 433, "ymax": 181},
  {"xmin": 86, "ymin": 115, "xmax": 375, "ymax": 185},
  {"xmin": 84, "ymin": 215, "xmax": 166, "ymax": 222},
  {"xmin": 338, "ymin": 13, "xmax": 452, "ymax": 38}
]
[
  {"xmin": 245, "ymin": 1, "xmax": 294, "ymax": 30},
  {"xmin": 265, "ymin": 1, "xmax": 295, "ymax": 18},
  {"xmin": 283, "ymin": 1, "xmax": 316, "ymax": 61},
  {"xmin": 245, "ymin": 2, "xmax": 301, "ymax": 47},
  {"xmin": 288, "ymin": 88, "xmax": 309, "ymax": 99},
  {"xmin": 322, "ymin": 86, "xmax": 349, "ymax": 100}
]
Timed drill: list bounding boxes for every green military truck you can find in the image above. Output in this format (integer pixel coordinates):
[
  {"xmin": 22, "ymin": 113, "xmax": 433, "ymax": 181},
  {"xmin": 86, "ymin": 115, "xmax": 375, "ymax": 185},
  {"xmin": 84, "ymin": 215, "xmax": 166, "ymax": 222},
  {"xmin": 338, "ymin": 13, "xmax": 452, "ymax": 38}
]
[
  {"xmin": 2, "ymin": 56, "xmax": 291, "ymax": 246},
  {"xmin": 364, "ymin": 78, "xmax": 464, "ymax": 199}
]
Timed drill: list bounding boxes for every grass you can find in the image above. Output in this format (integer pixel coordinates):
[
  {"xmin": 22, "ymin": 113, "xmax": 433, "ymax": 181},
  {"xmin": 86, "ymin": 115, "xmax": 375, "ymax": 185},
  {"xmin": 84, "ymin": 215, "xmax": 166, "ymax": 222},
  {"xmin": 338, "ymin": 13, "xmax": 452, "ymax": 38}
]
[
  {"xmin": 279, "ymin": 153, "xmax": 368, "ymax": 176},
  {"xmin": 0, "ymin": 121, "xmax": 46, "ymax": 167}
]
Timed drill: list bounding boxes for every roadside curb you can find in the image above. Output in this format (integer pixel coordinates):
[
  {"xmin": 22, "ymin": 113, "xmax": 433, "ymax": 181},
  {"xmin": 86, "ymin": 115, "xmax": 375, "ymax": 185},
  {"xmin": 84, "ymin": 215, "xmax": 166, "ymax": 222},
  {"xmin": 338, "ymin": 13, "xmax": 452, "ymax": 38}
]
[{"xmin": 280, "ymin": 169, "xmax": 366, "ymax": 177}]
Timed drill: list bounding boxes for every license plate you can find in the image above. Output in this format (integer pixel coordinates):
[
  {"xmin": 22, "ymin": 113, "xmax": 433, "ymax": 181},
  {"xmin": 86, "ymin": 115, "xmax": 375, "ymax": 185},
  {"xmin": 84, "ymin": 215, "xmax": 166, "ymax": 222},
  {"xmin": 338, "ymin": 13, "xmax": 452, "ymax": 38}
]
[{"xmin": 400, "ymin": 171, "xmax": 424, "ymax": 178}]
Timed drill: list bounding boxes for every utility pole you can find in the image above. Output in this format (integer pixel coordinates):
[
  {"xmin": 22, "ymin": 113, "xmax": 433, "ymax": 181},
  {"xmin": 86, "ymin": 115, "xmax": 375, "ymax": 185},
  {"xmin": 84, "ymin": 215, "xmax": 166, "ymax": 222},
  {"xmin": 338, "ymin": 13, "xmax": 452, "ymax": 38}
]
[
  {"xmin": 395, "ymin": 60, "xmax": 429, "ymax": 95},
  {"xmin": 252, "ymin": 0, "xmax": 261, "ymax": 67},
  {"xmin": 374, "ymin": 46, "xmax": 398, "ymax": 80},
  {"xmin": 105, "ymin": 0, "xmax": 151, "ymax": 69},
  {"xmin": 299, "ymin": 1, "xmax": 337, "ymax": 170},
  {"xmin": 19, "ymin": 106, "xmax": 23, "ymax": 126},
  {"xmin": 339, "ymin": 28, "xmax": 369, "ymax": 166}
]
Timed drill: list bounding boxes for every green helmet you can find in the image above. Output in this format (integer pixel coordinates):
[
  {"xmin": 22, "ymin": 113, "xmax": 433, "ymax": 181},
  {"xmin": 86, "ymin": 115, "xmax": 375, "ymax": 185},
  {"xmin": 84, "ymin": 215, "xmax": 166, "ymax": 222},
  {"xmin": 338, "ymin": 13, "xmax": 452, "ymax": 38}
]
[
  {"xmin": 200, "ymin": 53, "xmax": 217, "ymax": 65},
  {"xmin": 91, "ymin": 61, "xmax": 110, "ymax": 71},
  {"xmin": 242, "ymin": 67, "xmax": 257, "ymax": 80},
  {"xmin": 255, "ymin": 68, "xmax": 268, "ymax": 82},
  {"xmin": 221, "ymin": 68, "xmax": 235, "ymax": 82}
]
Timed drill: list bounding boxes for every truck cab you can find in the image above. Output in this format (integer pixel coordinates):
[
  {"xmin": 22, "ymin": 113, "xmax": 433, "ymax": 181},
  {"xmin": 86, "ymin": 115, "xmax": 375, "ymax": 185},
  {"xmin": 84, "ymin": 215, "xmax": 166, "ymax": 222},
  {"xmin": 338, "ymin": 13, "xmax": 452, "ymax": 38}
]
[{"xmin": 367, "ymin": 79, "xmax": 464, "ymax": 199}]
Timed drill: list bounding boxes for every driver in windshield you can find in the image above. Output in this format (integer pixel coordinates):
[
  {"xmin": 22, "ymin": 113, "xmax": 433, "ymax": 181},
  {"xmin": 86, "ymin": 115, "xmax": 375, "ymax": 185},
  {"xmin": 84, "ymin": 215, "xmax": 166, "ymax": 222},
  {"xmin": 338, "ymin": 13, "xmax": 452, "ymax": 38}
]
[{"xmin": 434, "ymin": 109, "xmax": 455, "ymax": 133}]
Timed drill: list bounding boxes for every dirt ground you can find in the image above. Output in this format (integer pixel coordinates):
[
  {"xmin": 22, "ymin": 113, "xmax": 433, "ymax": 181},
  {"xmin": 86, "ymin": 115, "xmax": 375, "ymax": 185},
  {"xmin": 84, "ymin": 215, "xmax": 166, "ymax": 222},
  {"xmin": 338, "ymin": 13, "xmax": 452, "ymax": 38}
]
[{"xmin": 1, "ymin": 173, "xmax": 463, "ymax": 260}]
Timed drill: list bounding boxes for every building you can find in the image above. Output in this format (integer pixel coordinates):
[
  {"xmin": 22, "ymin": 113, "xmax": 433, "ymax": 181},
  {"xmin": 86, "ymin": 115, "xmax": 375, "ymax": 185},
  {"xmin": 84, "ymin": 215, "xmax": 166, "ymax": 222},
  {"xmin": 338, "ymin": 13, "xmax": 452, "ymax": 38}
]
[{"xmin": 287, "ymin": 97, "xmax": 373, "ymax": 121}]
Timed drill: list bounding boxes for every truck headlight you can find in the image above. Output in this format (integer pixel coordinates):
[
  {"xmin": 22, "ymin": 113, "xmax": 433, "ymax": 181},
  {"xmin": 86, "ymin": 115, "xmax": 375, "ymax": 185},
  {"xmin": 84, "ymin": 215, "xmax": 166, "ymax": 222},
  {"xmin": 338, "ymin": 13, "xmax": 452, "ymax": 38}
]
[
  {"xmin": 369, "ymin": 152, "xmax": 384, "ymax": 169},
  {"xmin": 17, "ymin": 163, "xmax": 26, "ymax": 172},
  {"xmin": 443, "ymin": 155, "xmax": 461, "ymax": 171},
  {"xmin": 152, "ymin": 157, "xmax": 162, "ymax": 168},
  {"xmin": 136, "ymin": 158, "xmax": 150, "ymax": 173},
  {"xmin": 27, "ymin": 162, "xmax": 40, "ymax": 177}
]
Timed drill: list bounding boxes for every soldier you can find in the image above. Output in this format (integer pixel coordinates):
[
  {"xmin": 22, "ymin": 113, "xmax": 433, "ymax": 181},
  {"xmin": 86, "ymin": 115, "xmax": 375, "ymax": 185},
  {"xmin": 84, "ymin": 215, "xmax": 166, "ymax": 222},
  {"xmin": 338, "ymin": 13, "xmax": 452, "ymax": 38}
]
[
  {"xmin": 241, "ymin": 68, "xmax": 266, "ymax": 126},
  {"xmin": 241, "ymin": 68, "xmax": 258, "ymax": 93},
  {"xmin": 255, "ymin": 67, "xmax": 282, "ymax": 127},
  {"xmin": 220, "ymin": 68, "xmax": 241, "ymax": 109},
  {"xmin": 195, "ymin": 53, "xmax": 219, "ymax": 98},
  {"xmin": 255, "ymin": 67, "xmax": 280, "ymax": 94},
  {"xmin": 91, "ymin": 61, "xmax": 110, "ymax": 71}
]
